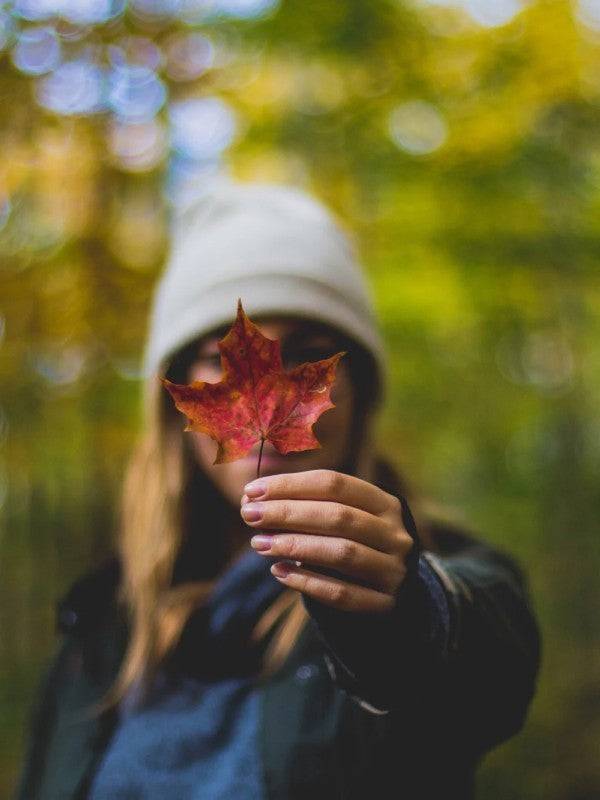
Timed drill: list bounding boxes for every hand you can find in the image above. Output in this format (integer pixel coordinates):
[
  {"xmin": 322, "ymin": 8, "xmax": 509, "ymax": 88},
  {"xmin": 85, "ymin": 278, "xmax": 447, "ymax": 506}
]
[{"xmin": 240, "ymin": 469, "xmax": 414, "ymax": 613}]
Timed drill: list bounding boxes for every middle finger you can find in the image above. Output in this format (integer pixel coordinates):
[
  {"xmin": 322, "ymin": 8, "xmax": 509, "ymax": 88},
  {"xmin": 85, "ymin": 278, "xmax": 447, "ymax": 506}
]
[{"xmin": 240, "ymin": 499, "xmax": 389, "ymax": 552}]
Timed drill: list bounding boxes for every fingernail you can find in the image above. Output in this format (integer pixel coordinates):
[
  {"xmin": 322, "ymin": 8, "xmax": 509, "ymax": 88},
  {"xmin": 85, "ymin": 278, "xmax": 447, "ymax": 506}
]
[
  {"xmin": 241, "ymin": 502, "xmax": 263, "ymax": 523},
  {"xmin": 243, "ymin": 479, "xmax": 267, "ymax": 499},
  {"xmin": 251, "ymin": 534, "xmax": 273, "ymax": 552},
  {"xmin": 271, "ymin": 562, "xmax": 292, "ymax": 579}
]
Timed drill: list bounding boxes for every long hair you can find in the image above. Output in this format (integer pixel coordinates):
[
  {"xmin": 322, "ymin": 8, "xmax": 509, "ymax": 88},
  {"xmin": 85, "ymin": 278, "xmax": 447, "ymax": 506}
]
[{"xmin": 113, "ymin": 328, "xmax": 385, "ymax": 702}]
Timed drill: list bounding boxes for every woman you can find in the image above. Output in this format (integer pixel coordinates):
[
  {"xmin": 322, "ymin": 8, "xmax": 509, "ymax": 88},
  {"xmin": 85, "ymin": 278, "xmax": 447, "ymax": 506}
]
[{"xmin": 15, "ymin": 179, "xmax": 541, "ymax": 799}]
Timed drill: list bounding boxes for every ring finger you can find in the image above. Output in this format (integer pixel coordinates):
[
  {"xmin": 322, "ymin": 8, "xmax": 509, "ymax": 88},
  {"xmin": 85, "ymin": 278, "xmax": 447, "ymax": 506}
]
[
  {"xmin": 251, "ymin": 532, "xmax": 404, "ymax": 594},
  {"xmin": 241, "ymin": 499, "xmax": 389, "ymax": 551}
]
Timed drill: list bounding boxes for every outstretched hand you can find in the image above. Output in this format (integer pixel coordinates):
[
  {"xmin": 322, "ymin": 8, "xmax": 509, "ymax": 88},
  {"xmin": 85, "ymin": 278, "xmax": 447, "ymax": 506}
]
[{"xmin": 241, "ymin": 469, "xmax": 414, "ymax": 613}]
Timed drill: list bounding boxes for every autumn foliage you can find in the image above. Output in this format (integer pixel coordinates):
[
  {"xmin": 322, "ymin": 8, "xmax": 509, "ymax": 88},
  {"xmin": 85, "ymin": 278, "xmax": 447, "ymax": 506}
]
[{"xmin": 162, "ymin": 300, "xmax": 344, "ymax": 468}]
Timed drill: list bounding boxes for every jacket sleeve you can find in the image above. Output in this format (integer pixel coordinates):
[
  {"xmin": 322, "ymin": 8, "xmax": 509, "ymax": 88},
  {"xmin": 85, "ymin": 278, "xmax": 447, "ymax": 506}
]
[{"xmin": 304, "ymin": 505, "xmax": 541, "ymax": 759}]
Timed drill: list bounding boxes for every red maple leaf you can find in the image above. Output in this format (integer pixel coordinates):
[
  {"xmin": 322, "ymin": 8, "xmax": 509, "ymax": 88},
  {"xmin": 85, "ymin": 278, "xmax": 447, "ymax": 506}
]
[{"xmin": 162, "ymin": 299, "xmax": 345, "ymax": 473}]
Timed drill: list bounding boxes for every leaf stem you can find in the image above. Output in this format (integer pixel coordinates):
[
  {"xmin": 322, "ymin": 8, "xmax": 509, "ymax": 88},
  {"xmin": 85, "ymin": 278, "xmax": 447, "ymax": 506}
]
[{"xmin": 257, "ymin": 437, "xmax": 265, "ymax": 478}]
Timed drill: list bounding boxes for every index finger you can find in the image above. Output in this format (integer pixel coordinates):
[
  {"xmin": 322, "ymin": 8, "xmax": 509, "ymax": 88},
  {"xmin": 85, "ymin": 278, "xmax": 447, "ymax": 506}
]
[{"xmin": 242, "ymin": 469, "xmax": 399, "ymax": 517}]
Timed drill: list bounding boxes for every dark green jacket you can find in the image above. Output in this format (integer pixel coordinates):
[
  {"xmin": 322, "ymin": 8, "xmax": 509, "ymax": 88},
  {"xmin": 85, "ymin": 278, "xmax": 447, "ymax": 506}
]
[{"xmin": 14, "ymin": 523, "xmax": 540, "ymax": 800}]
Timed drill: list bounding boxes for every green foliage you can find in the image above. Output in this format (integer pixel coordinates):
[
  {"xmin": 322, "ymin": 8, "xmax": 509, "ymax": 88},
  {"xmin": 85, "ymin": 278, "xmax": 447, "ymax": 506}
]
[{"xmin": 1, "ymin": 1, "xmax": 599, "ymax": 797}]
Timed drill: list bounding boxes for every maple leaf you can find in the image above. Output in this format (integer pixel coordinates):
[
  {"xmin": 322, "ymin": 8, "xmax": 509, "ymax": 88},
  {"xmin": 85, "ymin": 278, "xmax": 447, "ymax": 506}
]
[{"xmin": 162, "ymin": 299, "xmax": 345, "ymax": 473}]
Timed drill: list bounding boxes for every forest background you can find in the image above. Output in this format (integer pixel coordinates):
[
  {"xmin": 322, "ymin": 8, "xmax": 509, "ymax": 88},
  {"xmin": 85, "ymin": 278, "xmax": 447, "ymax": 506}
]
[{"xmin": 0, "ymin": 0, "xmax": 599, "ymax": 797}]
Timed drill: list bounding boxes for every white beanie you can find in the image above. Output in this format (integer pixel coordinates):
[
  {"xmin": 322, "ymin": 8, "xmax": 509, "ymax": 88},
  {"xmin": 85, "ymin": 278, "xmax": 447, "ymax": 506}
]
[{"xmin": 144, "ymin": 177, "xmax": 386, "ymax": 391}]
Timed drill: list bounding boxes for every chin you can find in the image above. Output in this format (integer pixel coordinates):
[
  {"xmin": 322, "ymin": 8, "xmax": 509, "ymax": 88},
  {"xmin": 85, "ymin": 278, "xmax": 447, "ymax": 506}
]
[{"xmin": 200, "ymin": 441, "xmax": 348, "ymax": 505}]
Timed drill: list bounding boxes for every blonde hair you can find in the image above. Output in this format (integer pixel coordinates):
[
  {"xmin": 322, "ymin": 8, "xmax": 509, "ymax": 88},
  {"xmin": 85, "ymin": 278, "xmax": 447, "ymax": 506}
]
[{"xmin": 112, "ymin": 377, "xmax": 307, "ymax": 703}]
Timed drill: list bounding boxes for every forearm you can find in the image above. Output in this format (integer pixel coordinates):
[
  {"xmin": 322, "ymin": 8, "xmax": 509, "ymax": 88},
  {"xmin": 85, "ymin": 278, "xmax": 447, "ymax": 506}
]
[
  {"xmin": 303, "ymin": 554, "xmax": 451, "ymax": 712},
  {"xmin": 306, "ymin": 541, "xmax": 541, "ymax": 753}
]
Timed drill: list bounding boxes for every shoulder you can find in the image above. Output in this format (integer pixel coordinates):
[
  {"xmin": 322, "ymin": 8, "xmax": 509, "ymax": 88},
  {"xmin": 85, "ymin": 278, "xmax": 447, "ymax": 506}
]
[
  {"xmin": 56, "ymin": 553, "xmax": 123, "ymax": 637},
  {"xmin": 46, "ymin": 554, "xmax": 127, "ymax": 698},
  {"xmin": 14, "ymin": 558, "xmax": 125, "ymax": 800}
]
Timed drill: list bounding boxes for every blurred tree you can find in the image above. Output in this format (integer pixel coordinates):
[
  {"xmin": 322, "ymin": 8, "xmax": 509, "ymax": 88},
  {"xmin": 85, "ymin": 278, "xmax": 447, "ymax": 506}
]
[{"xmin": 0, "ymin": 0, "xmax": 599, "ymax": 797}]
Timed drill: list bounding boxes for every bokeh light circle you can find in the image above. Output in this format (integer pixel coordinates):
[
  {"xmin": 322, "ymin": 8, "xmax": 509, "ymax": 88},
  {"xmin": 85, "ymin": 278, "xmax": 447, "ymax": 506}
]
[
  {"xmin": 109, "ymin": 37, "xmax": 163, "ymax": 71},
  {"xmin": 61, "ymin": 0, "xmax": 122, "ymax": 25},
  {"xmin": 12, "ymin": 0, "xmax": 56, "ymax": 21},
  {"xmin": 109, "ymin": 118, "xmax": 168, "ymax": 171},
  {"xmin": 578, "ymin": 0, "xmax": 600, "ymax": 31},
  {"xmin": 165, "ymin": 32, "xmax": 214, "ymax": 81},
  {"xmin": 169, "ymin": 96, "xmax": 236, "ymax": 160},
  {"xmin": 107, "ymin": 64, "xmax": 167, "ymax": 122},
  {"xmin": 215, "ymin": 0, "xmax": 279, "ymax": 19},
  {"xmin": 389, "ymin": 100, "xmax": 447, "ymax": 155},
  {"xmin": 12, "ymin": 26, "xmax": 60, "ymax": 75},
  {"xmin": 37, "ymin": 60, "xmax": 105, "ymax": 114},
  {"xmin": 462, "ymin": 0, "xmax": 523, "ymax": 28}
]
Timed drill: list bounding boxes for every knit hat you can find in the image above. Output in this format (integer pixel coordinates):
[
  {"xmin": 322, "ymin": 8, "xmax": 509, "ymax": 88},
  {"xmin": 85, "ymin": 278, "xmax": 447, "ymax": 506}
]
[{"xmin": 144, "ymin": 178, "xmax": 386, "ymax": 393}]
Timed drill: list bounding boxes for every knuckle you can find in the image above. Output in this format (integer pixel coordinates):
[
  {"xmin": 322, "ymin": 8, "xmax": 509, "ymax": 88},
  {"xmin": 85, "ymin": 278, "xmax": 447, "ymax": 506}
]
[
  {"xmin": 277, "ymin": 501, "xmax": 294, "ymax": 526},
  {"xmin": 331, "ymin": 503, "xmax": 353, "ymax": 530},
  {"xmin": 327, "ymin": 581, "xmax": 349, "ymax": 607},
  {"xmin": 336, "ymin": 539, "xmax": 359, "ymax": 570},
  {"xmin": 319, "ymin": 469, "xmax": 343, "ymax": 495},
  {"xmin": 273, "ymin": 473, "xmax": 294, "ymax": 496},
  {"xmin": 277, "ymin": 472, "xmax": 298, "ymax": 497},
  {"xmin": 286, "ymin": 535, "xmax": 303, "ymax": 561},
  {"xmin": 298, "ymin": 571, "xmax": 312, "ymax": 593},
  {"xmin": 402, "ymin": 531, "xmax": 416, "ymax": 557},
  {"xmin": 386, "ymin": 493, "xmax": 402, "ymax": 516},
  {"xmin": 391, "ymin": 527, "xmax": 412, "ymax": 555}
]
